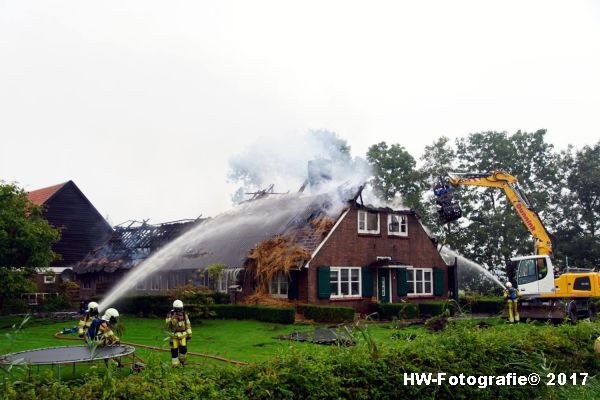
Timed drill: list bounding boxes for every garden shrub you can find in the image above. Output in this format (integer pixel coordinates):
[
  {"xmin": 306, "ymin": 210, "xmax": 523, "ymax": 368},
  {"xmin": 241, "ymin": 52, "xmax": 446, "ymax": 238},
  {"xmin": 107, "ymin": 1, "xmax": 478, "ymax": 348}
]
[
  {"xmin": 207, "ymin": 304, "xmax": 295, "ymax": 324},
  {"xmin": 297, "ymin": 304, "xmax": 355, "ymax": 323},
  {"xmin": 37, "ymin": 295, "xmax": 72, "ymax": 312},
  {"xmin": 470, "ymin": 297, "xmax": 504, "ymax": 314},
  {"xmin": 417, "ymin": 300, "xmax": 455, "ymax": 317},
  {"xmin": 0, "ymin": 298, "xmax": 29, "ymax": 314},
  {"xmin": 114, "ymin": 293, "xmax": 230, "ymax": 317},
  {"xmin": 374, "ymin": 303, "xmax": 419, "ymax": 320}
]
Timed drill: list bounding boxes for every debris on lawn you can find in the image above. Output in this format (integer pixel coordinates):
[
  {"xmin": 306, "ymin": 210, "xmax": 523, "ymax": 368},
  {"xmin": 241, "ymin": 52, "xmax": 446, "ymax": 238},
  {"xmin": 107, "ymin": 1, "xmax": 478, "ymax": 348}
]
[{"xmin": 278, "ymin": 326, "xmax": 355, "ymax": 346}]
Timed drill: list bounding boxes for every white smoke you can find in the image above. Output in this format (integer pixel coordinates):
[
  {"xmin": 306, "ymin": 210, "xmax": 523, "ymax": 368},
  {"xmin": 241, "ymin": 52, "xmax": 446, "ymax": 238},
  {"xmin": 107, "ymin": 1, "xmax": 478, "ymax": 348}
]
[{"xmin": 227, "ymin": 130, "xmax": 372, "ymax": 203}]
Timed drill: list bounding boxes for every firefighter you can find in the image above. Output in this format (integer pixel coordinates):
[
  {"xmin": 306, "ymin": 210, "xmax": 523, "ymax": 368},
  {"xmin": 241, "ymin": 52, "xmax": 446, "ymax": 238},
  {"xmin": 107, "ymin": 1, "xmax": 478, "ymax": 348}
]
[
  {"xmin": 504, "ymin": 282, "xmax": 520, "ymax": 323},
  {"xmin": 88, "ymin": 308, "xmax": 120, "ymax": 346},
  {"xmin": 78, "ymin": 301, "xmax": 99, "ymax": 338},
  {"xmin": 166, "ymin": 299, "xmax": 192, "ymax": 367}
]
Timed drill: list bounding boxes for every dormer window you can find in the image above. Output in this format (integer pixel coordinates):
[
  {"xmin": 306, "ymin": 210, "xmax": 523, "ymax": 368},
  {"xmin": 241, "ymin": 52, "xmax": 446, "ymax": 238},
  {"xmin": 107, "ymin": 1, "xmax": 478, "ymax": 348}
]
[
  {"xmin": 388, "ymin": 214, "xmax": 408, "ymax": 236},
  {"xmin": 358, "ymin": 210, "xmax": 380, "ymax": 234}
]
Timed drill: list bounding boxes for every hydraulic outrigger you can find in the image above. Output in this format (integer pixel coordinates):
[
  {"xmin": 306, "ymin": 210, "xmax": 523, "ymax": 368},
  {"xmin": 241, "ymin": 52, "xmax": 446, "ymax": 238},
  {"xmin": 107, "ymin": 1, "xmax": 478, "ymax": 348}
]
[{"xmin": 434, "ymin": 171, "xmax": 600, "ymax": 322}]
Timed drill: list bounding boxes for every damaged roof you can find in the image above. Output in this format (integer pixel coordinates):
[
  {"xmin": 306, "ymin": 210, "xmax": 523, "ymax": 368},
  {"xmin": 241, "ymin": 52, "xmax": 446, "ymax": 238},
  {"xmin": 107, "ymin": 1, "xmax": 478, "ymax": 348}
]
[
  {"xmin": 74, "ymin": 219, "xmax": 204, "ymax": 274},
  {"xmin": 159, "ymin": 190, "xmax": 346, "ymax": 271}
]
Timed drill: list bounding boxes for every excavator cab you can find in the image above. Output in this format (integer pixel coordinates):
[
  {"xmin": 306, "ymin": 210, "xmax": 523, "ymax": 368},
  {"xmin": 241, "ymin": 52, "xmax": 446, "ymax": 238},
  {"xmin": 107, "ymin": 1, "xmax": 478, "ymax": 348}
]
[{"xmin": 433, "ymin": 177, "xmax": 462, "ymax": 224}]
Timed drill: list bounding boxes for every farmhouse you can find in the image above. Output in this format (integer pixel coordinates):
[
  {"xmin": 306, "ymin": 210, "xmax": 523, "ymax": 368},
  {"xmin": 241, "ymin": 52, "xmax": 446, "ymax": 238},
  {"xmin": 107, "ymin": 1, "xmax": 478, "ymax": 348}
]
[
  {"xmin": 76, "ymin": 182, "xmax": 452, "ymax": 313},
  {"xmin": 26, "ymin": 181, "xmax": 113, "ymax": 302}
]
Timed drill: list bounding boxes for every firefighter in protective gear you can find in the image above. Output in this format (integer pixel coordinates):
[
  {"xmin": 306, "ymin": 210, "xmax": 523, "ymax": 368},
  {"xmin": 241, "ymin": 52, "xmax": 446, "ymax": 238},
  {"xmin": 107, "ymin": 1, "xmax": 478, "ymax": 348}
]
[
  {"xmin": 503, "ymin": 282, "xmax": 520, "ymax": 323},
  {"xmin": 166, "ymin": 299, "xmax": 192, "ymax": 367},
  {"xmin": 88, "ymin": 308, "xmax": 120, "ymax": 346},
  {"xmin": 78, "ymin": 301, "xmax": 99, "ymax": 338}
]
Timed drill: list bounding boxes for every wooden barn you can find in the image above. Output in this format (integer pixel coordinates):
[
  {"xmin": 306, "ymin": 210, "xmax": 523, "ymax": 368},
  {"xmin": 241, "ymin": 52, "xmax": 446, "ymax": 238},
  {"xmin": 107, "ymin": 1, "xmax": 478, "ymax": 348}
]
[{"xmin": 26, "ymin": 181, "xmax": 113, "ymax": 299}]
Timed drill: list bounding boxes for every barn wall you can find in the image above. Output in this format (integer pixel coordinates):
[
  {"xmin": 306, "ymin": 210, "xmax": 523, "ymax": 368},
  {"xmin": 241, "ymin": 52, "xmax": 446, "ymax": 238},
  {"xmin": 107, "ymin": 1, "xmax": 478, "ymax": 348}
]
[{"xmin": 43, "ymin": 182, "xmax": 113, "ymax": 268}]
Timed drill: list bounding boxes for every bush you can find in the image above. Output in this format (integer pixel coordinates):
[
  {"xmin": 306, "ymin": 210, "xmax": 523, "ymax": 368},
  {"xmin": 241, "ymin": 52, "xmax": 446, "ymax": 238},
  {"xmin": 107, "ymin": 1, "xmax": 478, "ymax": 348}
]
[
  {"xmin": 470, "ymin": 297, "xmax": 504, "ymax": 314},
  {"xmin": 417, "ymin": 300, "xmax": 455, "ymax": 317},
  {"xmin": 374, "ymin": 303, "xmax": 419, "ymax": 320},
  {"xmin": 37, "ymin": 295, "xmax": 72, "ymax": 312},
  {"xmin": 298, "ymin": 304, "xmax": 355, "ymax": 323},
  {"xmin": 0, "ymin": 298, "xmax": 29, "ymax": 314},
  {"xmin": 206, "ymin": 304, "xmax": 295, "ymax": 324},
  {"xmin": 113, "ymin": 292, "xmax": 230, "ymax": 317}
]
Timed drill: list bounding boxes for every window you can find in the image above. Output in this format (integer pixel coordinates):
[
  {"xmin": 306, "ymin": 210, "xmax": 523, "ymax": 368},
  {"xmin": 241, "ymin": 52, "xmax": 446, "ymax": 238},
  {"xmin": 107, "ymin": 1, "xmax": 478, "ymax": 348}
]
[
  {"xmin": 44, "ymin": 275, "xmax": 55, "ymax": 284},
  {"xmin": 269, "ymin": 272, "xmax": 289, "ymax": 297},
  {"xmin": 358, "ymin": 210, "xmax": 380, "ymax": 234},
  {"xmin": 135, "ymin": 278, "xmax": 146, "ymax": 291},
  {"xmin": 217, "ymin": 273, "xmax": 228, "ymax": 293},
  {"xmin": 83, "ymin": 280, "xmax": 92, "ymax": 289},
  {"xmin": 388, "ymin": 214, "xmax": 408, "ymax": 236},
  {"xmin": 330, "ymin": 267, "xmax": 361, "ymax": 298},
  {"xmin": 407, "ymin": 268, "xmax": 433, "ymax": 296},
  {"xmin": 517, "ymin": 259, "xmax": 538, "ymax": 285},
  {"xmin": 150, "ymin": 276, "xmax": 160, "ymax": 291}
]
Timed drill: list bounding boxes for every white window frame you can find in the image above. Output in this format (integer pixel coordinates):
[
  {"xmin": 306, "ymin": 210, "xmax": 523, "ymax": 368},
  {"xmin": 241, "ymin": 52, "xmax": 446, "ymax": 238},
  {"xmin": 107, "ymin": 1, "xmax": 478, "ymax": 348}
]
[
  {"xmin": 269, "ymin": 272, "xmax": 289, "ymax": 298},
  {"xmin": 357, "ymin": 210, "xmax": 380, "ymax": 234},
  {"xmin": 217, "ymin": 273, "xmax": 228, "ymax": 293},
  {"xmin": 387, "ymin": 214, "xmax": 408, "ymax": 237},
  {"xmin": 44, "ymin": 275, "xmax": 56, "ymax": 284},
  {"xmin": 406, "ymin": 267, "xmax": 433, "ymax": 296},
  {"xmin": 330, "ymin": 267, "xmax": 362, "ymax": 298}
]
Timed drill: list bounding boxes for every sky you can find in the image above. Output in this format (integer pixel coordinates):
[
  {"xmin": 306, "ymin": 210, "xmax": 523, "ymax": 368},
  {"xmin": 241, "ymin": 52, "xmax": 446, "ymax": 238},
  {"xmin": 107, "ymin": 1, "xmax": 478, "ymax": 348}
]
[{"xmin": 1, "ymin": 0, "xmax": 599, "ymax": 224}]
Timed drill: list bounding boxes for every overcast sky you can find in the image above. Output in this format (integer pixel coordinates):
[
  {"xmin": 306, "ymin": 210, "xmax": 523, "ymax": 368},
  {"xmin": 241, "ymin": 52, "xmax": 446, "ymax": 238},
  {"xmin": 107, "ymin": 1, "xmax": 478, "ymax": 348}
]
[{"xmin": 1, "ymin": 1, "xmax": 599, "ymax": 224}]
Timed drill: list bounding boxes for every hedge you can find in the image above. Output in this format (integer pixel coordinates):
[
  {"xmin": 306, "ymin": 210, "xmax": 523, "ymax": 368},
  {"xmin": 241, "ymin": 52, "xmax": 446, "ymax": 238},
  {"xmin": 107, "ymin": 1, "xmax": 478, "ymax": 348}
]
[
  {"xmin": 374, "ymin": 303, "xmax": 419, "ymax": 320},
  {"xmin": 297, "ymin": 304, "xmax": 355, "ymax": 323},
  {"xmin": 417, "ymin": 300, "xmax": 455, "ymax": 317},
  {"xmin": 206, "ymin": 304, "xmax": 295, "ymax": 324},
  {"xmin": 469, "ymin": 297, "xmax": 505, "ymax": 314},
  {"xmin": 113, "ymin": 293, "xmax": 230, "ymax": 317}
]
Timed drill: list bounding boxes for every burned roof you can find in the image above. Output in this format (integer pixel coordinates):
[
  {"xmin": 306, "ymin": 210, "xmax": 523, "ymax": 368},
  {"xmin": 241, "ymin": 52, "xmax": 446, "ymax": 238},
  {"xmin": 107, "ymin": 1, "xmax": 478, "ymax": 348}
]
[
  {"xmin": 74, "ymin": 219, "xmax": 204, "ymax": 274},
  {"xmin": 158, "ymin": 191, "xmax": 345, "ymax": 271}
]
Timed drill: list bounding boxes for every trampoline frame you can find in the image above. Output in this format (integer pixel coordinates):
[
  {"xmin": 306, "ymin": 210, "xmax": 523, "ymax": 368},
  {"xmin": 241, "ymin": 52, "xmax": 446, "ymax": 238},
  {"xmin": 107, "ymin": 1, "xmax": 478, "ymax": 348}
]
[{"xmin": 0, "ymin": 344, "xmax": 137, "ymax": 382}]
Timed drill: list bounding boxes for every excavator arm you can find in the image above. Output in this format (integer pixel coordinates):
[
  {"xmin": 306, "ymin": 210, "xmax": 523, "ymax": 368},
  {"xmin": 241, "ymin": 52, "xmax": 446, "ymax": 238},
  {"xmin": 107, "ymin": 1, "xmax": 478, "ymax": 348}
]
[{"xmin": 433, "ymin": 171, "xmax": 553, "ymax": 257}]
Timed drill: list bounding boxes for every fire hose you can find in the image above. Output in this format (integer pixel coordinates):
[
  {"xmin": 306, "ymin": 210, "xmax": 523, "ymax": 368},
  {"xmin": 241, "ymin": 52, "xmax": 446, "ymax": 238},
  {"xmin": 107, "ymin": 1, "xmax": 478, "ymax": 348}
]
[{"xmin": 53, "ymin": 332, "xmax": 248, "ymax": 366}]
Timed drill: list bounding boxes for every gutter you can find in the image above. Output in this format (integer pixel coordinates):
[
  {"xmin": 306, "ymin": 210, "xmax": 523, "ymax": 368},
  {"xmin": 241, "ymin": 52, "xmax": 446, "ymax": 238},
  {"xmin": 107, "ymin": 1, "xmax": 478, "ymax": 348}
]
[{"xmin": 304, "ymin": 208, "xmax": 350, "ymax": 269}]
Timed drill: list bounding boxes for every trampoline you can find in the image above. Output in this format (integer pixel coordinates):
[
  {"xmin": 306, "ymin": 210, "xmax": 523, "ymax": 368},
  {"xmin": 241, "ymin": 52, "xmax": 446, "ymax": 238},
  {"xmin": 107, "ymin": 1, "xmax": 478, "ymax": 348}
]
[
  {"xmin": 0, "ymin": 345, "xmax": 135, "ymax": 366},
  {"xmin": 0, "ymin": 345, "xmax": 137, "ymax": 380}
]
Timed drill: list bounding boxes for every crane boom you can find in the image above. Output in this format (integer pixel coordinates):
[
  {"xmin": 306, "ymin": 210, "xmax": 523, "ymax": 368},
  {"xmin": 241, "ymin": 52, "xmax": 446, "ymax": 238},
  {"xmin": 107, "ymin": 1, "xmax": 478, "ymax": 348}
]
[{"xmin": 436, "ymin": 170, "xmax": 553, "ymax": 257}]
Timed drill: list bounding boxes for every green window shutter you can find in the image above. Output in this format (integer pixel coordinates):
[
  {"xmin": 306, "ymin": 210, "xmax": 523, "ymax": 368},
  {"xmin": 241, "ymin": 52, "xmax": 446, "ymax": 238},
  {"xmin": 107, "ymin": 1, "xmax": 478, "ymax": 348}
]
[
  {"xmin": 433, "ymin": 268, "xmax": 445, "ymax": 296},
  {"xmin": 361, "ymin": 267, "xmax": 373, "ymax": 297},
  {"xmin": 397, "ymin": 268, "xmax": 408, "ymax": 297},
  {"xmin": 288, "ymin": 271, "xmax": 299, "ymax": 300},
  {"xmin": 317, "ymin": 266, "xmax": 331, "ymax": 299}
]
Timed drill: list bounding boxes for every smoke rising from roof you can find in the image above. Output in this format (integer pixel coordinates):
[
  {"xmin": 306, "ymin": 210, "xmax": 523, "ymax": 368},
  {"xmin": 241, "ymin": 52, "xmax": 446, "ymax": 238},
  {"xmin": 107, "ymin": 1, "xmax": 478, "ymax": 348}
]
[{"xmin": 228, "ymin": 130, "xmax": 372, "ymax": 202}]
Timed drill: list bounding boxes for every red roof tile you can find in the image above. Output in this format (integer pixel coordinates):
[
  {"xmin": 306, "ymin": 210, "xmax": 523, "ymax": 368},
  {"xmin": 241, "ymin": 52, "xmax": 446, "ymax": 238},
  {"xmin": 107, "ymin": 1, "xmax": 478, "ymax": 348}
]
[{"xmin": 27, "ymin": 182, "xmax": 68, "ymax": 205}]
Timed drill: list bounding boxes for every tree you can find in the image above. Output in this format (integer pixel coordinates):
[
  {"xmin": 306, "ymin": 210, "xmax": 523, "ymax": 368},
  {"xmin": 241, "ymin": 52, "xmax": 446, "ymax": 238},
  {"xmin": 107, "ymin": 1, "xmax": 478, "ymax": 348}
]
[
  {"xmin": 444, "ymin": 130, "xmax": 563, "ymax": 272},
  {"xmin": 419, "ymin": 137, "xmax": 457, "ymax": 247},
  {"xmin": 0, "ymin": 182, "xmax": 60, "ymax": 309},
  {"xmin": 554, "ymin": 142, "xmax": 600, "ymax": 267},
  {"xmin": 366, "ymin": 142, "xmax": 424, "ymax": 211}
]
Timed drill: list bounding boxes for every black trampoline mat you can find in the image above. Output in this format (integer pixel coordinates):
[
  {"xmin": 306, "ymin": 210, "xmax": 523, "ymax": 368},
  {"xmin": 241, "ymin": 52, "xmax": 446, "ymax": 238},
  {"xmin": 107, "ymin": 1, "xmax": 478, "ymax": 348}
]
[{"xmin": 0, "ymin": 345, "xmax": 135, "ymax": 365}]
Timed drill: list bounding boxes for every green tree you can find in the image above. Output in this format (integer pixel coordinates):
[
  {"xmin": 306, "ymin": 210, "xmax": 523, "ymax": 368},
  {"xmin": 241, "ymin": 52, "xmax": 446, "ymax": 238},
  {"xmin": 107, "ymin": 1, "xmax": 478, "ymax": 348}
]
[
  {"xmin": 445, "ymin": 130, "xmax": 562, "ymax": 273},
  {"xmin": 0, "ymin": 182, "xmax": 60, "ymax": 309},
  {"xmin": 554, "ymin": 142, "xmax": 600, "ymax": 267},
  {"xmin": 366, "ymin": 142, "xmax": 423, "ymax": 211},
  {"xmin": 419, "ymin": 136, "xmax": 457, "ymax": 247}
]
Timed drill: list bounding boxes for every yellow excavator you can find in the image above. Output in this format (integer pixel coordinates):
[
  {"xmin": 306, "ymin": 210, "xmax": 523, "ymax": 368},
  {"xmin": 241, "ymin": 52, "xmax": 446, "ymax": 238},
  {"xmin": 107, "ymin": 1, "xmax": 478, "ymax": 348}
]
[{"xmin": 433, "ymin": 170, "xmax": 600, "ymax": 322}]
